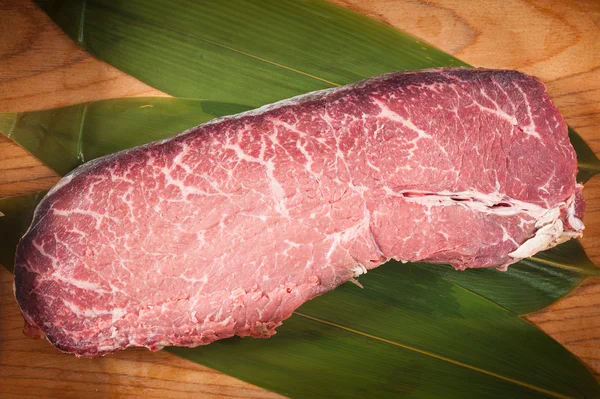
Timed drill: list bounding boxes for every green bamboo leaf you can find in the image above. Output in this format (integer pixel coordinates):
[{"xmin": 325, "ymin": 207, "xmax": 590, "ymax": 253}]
[{"xmin": 1, "ymin": 97, "xmax": 598, "ymax": 316}]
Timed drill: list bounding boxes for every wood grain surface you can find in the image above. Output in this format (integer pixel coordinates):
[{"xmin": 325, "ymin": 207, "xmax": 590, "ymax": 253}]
[{"xmin": 0, "ymin": 0, "xmax": 599, "ymax": 397}]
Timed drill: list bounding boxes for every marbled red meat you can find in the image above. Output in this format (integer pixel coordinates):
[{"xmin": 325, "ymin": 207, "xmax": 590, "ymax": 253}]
[{"xmin": 14, "ymin": 68, "xmax": 584, "ymax": 357}]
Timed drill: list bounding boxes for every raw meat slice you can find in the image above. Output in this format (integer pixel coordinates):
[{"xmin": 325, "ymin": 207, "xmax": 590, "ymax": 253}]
[{"xmin": 14, "ymin": 68, "xmax": 584, "ymax": 357}]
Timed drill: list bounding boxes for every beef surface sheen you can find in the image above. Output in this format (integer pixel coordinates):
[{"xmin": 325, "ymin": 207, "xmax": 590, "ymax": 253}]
[{"xmin": 15, "ymin": 68, "xmax": 584, "ymax": 356}]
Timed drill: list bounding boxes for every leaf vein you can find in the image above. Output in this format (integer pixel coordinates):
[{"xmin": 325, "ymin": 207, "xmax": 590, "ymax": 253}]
[{"xmin": 294, "ymin": 311, "xmax": 573, "ymax": 399}]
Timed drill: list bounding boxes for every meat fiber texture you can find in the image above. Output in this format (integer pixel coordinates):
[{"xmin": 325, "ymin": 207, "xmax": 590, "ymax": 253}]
[{"xmin": 14, "ymin": 68, "xmax": 584, "ymax": 357}]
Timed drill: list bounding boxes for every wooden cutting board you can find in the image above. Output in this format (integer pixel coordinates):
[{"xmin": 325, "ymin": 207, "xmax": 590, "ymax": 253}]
[{"xmin": 1, "ymin": 0, "xmax": 599, "ymax": 397}]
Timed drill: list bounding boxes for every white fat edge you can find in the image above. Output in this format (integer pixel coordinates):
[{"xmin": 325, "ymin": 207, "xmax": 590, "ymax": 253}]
[
  {"xmin": 534, "ymin": 207, "xmax": 560, "ymax": 228},
  {"xmin": 383, "ymin": 187, "xmax": 549, "ymax": 218},
  {"xmin": 554, "ymin": 231, "xmax": 581, "ymax": 246},
  {"xmin": 381, "ymin": 186, "xmax": 584, "ymax": 261},
  {"xmin": 508, "ymin": 220, "xmax": 565, "ymax": 259},
  {"xmin": 566, "ymin": 191, "xmax": 584, "ymax": 231},
  {"xmin": 349, "ymin": 263, "xmax": 368, "ymax": 277},
  {"xmin": 46, "ymin": 173, "xmax": 75, "ymax": 197},
  {"xmin": 508, "ymin": 192, "xmax": 583, "ymax": 260},
  {"xmin": 17, "ymin": 173, "xmax": 76, "ymax": 245},
  {"xmin": 568, "ymin": 214, "xmax": 584, "ymax": 231}
]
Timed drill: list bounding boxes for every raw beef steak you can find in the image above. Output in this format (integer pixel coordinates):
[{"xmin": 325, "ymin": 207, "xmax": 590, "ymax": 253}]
[{"xmin": 14, "ymin": 68, "xmax": 584, "ymax": 357}]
